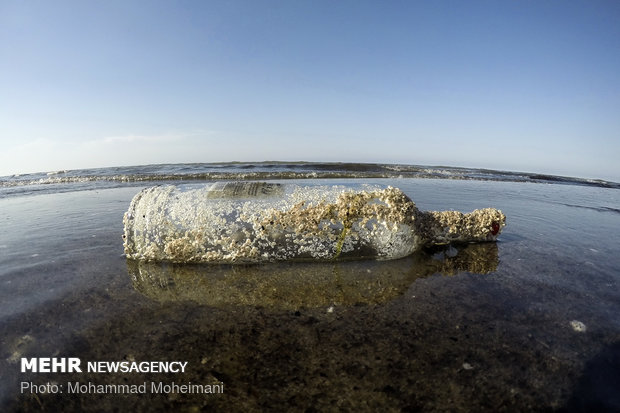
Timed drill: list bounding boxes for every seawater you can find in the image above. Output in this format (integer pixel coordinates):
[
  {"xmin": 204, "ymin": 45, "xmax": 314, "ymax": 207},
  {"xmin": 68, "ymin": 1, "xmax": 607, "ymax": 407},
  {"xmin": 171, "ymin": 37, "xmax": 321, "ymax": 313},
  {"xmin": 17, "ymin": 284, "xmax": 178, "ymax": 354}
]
[
  {"xmin": 1, "ymin": 163, "xmax": 620, "ymax": 411},
  {"xmin": 2, "ymin": 162, "xmax": 618, "ymax": 198}
]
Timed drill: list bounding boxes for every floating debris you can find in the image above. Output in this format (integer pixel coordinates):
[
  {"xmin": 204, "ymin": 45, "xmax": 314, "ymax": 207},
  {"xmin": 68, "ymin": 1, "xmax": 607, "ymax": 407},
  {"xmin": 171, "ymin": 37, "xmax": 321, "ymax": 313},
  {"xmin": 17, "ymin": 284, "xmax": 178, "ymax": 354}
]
[
  {"xmin": 123, "ymin": 182, "xmax": 506, "ymax": 263},
  {"xmin": 570, "ymin": 320, "xmax": 587, "ymax": 333}
]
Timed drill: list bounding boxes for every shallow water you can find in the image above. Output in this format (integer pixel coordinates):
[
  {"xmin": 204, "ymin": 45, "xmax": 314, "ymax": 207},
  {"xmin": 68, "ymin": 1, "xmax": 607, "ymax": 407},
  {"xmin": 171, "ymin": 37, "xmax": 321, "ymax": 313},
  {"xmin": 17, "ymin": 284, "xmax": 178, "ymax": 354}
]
[{"xmin": 1, "ymin": 178, "xmax": 619, "ymax": 411}]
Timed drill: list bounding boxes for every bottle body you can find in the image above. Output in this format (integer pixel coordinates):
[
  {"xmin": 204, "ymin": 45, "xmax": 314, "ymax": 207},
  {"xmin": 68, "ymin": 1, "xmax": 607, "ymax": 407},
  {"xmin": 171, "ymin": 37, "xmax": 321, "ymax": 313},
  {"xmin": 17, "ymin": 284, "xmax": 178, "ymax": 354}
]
[{"xmin": 123, "ymin": 182, "xmax": 420, "ymax": 263}]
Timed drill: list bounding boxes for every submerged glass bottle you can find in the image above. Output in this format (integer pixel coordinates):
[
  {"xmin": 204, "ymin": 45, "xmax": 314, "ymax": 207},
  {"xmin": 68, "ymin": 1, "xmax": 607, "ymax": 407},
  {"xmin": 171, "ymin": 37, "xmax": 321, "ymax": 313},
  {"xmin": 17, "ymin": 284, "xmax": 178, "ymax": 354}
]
[{"xmin": 123, "ymin": 182, "xmax": 505, "ymax": 264}]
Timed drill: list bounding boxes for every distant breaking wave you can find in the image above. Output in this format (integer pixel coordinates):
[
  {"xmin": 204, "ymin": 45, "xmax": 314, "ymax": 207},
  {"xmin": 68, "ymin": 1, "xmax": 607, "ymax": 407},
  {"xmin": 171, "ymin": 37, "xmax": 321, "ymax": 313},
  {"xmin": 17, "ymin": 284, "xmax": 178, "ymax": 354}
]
[{"xmin": 1, "ymin": 162, "xmax": 618, "ymax": 196}]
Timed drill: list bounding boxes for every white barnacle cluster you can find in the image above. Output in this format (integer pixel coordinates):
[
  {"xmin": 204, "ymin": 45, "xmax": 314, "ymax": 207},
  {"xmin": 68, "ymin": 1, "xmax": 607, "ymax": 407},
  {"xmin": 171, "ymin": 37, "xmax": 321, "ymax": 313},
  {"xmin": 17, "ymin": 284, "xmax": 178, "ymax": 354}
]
[
  {"xmin": 254, "ymin": 185, "xmax": 419, "ymax": 261},
  {"xmin": 418, "ymin": 208, "xmax": 506, "ymax": 246}
]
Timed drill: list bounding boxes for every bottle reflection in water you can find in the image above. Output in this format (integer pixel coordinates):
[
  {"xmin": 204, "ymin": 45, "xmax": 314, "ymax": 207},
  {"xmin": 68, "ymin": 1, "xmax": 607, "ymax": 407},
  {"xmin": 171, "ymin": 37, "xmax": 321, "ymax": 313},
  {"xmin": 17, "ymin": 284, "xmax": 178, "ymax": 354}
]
[{"xmin": 128, "ymin": 243, "xmax": 500, "ymax": 309}]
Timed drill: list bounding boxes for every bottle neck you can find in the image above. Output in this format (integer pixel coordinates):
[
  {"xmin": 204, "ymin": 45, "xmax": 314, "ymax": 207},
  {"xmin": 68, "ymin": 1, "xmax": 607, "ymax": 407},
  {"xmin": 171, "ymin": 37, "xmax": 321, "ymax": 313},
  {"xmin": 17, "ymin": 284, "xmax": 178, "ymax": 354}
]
[{"xmin": 415, "ymin": 208, "xmax": 505, "ymax": 246}]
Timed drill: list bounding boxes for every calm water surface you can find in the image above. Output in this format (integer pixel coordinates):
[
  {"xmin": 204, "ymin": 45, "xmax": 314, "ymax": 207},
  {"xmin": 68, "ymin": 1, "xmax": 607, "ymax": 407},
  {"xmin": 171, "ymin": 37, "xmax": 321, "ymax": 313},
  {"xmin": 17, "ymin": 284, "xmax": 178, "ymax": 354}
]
[{"xmin": 1, "ymin": 173, "xmax": 619, "ymax": 411}]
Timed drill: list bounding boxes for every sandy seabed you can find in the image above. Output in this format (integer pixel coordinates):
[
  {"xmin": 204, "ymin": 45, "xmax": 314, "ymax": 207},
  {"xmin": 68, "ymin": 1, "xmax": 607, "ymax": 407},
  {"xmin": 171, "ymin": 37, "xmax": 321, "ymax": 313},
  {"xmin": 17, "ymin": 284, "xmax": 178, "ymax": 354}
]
[{"xmin": 1, "ymin": 181, "xmax": 619, "ymax": 412}]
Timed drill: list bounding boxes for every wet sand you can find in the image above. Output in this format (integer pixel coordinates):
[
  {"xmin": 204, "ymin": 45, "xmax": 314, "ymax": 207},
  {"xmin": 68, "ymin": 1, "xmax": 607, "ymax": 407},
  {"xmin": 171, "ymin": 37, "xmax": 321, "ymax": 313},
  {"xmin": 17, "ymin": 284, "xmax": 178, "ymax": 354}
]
[{"xmin": 1, "ymin": 180, "xmax": 619, "ymax": 411}]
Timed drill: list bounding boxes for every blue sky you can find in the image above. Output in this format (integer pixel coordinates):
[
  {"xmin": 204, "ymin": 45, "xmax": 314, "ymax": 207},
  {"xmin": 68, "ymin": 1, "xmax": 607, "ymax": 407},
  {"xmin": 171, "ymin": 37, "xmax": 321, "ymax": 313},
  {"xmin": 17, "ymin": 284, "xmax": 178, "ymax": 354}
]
[{"xmin": 1, "ymin": 0, "xmax": 619, "ymax": 181}]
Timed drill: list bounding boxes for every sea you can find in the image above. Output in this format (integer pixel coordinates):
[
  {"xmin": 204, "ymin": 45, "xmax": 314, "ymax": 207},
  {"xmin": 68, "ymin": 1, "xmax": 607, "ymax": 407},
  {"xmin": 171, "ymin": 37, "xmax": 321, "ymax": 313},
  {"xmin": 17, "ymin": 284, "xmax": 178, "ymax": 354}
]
[{"xmin": 1, "ymin": 162, "xmax": 619, "ymax": 412}]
